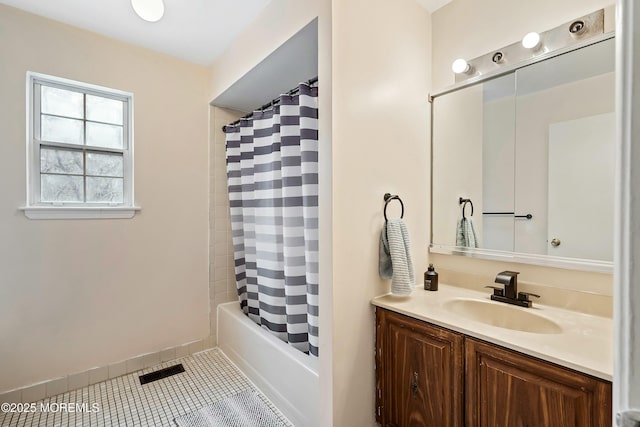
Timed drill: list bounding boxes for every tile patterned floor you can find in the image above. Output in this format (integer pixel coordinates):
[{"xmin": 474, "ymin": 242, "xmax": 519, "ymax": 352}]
[{"xmin": 0, "ymin": 348, "xmax": 292, "ymax": 427}]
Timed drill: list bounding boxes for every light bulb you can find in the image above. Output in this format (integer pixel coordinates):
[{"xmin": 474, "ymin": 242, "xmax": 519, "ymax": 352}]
[
  {"xmin": 521, "ymin": 32, "xmax": 541, "ymax": 49},
  {"xmin": 451, "ymin": 58, "xmax": 470, "ymax": 74},
  {"xmin": 131, "ymin": 0, "xmax": 165, "ymax": 22}
]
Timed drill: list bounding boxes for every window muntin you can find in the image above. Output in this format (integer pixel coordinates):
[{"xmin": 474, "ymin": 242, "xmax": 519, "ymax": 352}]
[{"xmin": 28, "ymin": 73, "xmax": 132, "ymax": 207}]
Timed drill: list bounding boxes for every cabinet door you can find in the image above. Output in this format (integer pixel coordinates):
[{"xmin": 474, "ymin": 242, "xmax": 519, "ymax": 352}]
[
  {"xmin": 465, "ymin": 337, "xmax": 612, "ymax": 427},
  {"xmin": 376, "ymin": 309, "xmax": 464, "ymax": 427}
]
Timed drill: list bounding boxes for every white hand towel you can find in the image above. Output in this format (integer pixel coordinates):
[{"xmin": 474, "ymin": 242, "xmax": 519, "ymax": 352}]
[{"xmin": 383, "ymin": 219, "xmax": 415, "ymax": 295}]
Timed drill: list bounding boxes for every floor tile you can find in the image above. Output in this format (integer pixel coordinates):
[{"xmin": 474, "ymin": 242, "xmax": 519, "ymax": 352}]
[{"xmin": 0, "ymin": 348, "xmax": 291, "ymax": 427}]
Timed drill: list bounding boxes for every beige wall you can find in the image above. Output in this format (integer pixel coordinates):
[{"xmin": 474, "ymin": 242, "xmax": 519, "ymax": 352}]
[
  {"xmin": 0, "ymin": 5, "xmax": 210, "ymax": 393},
  {"xmin": 430, "ymin": 0, "xmax": 615, "ymax": 307},
  {"xmin": 331, "ymin": 0, "xmax": 431, "ymax": 424}
]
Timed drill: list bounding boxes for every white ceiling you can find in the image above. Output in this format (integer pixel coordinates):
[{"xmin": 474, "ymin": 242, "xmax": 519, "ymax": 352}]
[{"xmin": 0, "ymin": 0, "xmax": 271, "ymax": 66}]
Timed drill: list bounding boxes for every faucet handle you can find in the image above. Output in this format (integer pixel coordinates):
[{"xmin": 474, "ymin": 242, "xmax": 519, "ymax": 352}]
[
  {"xmin": 517, "ymin": 291, "xmax": 540, "ymax": 301},
  {"xmin": 484, "ymin": 285, "xmax": 504, "ymax": 297},
  {"xmin": 495, "ymin": 270, "xmax": 520, "ymax": 286}
]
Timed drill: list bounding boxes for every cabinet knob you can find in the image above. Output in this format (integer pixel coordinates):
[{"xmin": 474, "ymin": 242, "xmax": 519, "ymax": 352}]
[{"xmin": 550, "ymin": 238, "xmax": 561, "ymax": 247}]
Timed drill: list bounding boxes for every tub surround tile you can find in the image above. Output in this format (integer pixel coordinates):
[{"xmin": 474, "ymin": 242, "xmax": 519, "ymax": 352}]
[
  {"xmin": 214, "ymin": 255, "xmax": 227, "ymax": 269},
  {"xmin": 125, "ymin": 355, "xmax": 145, "ymax": 373},
  {"xmin": 203, "ymin": 336, "xmax": 216, "ymax": 350},
  {"xmin": 107, "ymin": 361, "xmax": 127, "ymax": 379},
  {"xmin": 213, "ymin": 230, "xmax": 227, "ymax": 246},
  {"xmin": 207, "ymin": 107, "xmax": 242, "ymax": 397},
  {"xmin": 175, "ymin": 344, "xmax": 190, "ymax": 359},
  {"xmin": 0, "ymin": 390, "xmax": 21, "ymax": 404},
  {"xmin": 5, "ymin": 341, "xmax": 224, "ymax": 402},
  {"xmin": 214, "ymin": 280, "xmax": 227, "ymax": 294},
  {"xmin": 210, "ymin": 316, "xmax": 217, "ymax": 335},
  {"xmin": 67, "ymin": 371, "xmax": 89, "ymax": 391},
  {"xmin": 21, "ymin": 383, "xmax": 46, "ymax": 403},
  {"xmin": 209, "ymin": 334, "xmax": 218, "ymax": 349},
  {"xmin": 188, "ymin": 340, "xmax": 205, "ymax": 355},
  {"xmin": 214, "ymin": 242, "xmax": 228, "ymax": 256},
  {"xmin": 88, "ymin": 366, "xmax": 109, "ymax": 384},
  {"xmin": 214, "ymin": 291, "xmax": 231, "ymax": 305},
  {"xmin": 215, "ymin": 206, "xmax": 229, "ymax": 219},
  {"xmin": 160, "ymin": 348, "xmax": 176, "ymax": 363},
  {"xmin": 143, "ymin": 352, "xmax": 161, "ymax": 369},
  {"xmin": 214, "ymin": 266, "xmax": 227, "ymax": 281},
  {"xmin": 214, "ymin": 218, "xmax": 229, "ymax": 231},
  {"xmin": 45, "ymin": 377, "xmax": 68, "ymax": 398},
  {"xmin": 226, "ymin": 270, "xmax": 236, "ymax": 285}
]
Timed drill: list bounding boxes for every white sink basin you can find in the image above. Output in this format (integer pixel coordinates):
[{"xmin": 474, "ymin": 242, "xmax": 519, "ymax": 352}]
[{"xmin": 443, "ymin": 298, "xmax": 563, "ymax": 334}]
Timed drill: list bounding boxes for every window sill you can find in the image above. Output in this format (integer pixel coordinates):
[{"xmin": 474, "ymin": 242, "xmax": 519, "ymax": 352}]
[{"xmin": 19, "ymin": 206, "xmax": 141, "ymax": 220}]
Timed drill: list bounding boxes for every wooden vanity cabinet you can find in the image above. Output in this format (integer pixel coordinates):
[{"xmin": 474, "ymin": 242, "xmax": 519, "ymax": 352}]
[
  {"xmin": 375, "ymin": 308, "xmax": 612, "ymax": 427},
  {"xmin": 375, "ymin": 308, "xmax": 464, "ymax": 426},
  {"xmin": 465, "ymin": 337, "xmax": 612, "ymax": 427}
]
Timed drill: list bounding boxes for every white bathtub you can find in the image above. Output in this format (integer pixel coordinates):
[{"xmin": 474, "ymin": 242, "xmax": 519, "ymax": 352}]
[{"xmin": 217, "ymin": 302, "xmax": 319, "ymax": 427}]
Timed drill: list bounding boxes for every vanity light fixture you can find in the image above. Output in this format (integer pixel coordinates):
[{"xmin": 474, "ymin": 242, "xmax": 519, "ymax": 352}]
[
  {"xmin": 521, "ymin": 32, "xmax": 542, "ymax": 50},
  {"xmin": 131, "ymin": 0, "xmax": 165, "ymax": 22},
  {"xmin": 451, "ymin": 58, "xmax": 471, "ymax": 74},
  {"xmin": 449, "ymin": 9, "xmax": 604, "ymax": 83}
]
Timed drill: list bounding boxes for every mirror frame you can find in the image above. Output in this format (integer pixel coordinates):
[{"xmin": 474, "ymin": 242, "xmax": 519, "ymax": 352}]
[{"xmin": 429, "ymin": 32, "xmax": 615, "ymax": 274}]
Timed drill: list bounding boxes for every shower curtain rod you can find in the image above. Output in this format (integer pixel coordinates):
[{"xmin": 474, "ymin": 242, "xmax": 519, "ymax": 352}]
[{"xmin": 221, "ymin": 76, "xmax": 318, "ymax": 132}]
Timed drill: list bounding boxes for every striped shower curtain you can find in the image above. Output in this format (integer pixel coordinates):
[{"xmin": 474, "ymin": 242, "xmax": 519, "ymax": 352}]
[{"xmin": 224, "ymin": 83, "xmax": 319, "ymax": 357}]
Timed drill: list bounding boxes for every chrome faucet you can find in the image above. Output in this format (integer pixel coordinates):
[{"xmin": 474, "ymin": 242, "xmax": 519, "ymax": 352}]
[{"xmin": 485, "ymin": 271, "xmax": 540, "ymax": 308}]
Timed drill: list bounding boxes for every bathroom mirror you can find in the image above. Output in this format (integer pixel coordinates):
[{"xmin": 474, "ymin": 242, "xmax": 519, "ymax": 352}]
[{"xmin": 430, "ymin": 36, "xmax": 615, "ymax": 272}]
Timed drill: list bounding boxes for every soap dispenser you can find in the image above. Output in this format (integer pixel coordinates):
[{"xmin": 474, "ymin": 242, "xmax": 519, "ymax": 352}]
[{"xmin": 424, "ymin": 264, "xmax": 439, "ymax": 291}]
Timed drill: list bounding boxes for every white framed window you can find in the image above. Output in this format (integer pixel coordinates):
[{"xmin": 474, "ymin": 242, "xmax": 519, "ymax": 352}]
[{"xmin": 21, "ymin": 72, "xmax": 139, "ymax": 219}]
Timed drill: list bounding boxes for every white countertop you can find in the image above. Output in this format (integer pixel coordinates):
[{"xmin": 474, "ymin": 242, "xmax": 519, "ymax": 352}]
[{"xmin": 371, "ymin": 284, "xmax": 613, "ymax": 381}]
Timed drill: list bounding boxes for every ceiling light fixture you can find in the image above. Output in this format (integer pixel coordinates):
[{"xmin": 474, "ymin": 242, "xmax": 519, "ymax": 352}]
[
  {"xmin": 521, "ymin": 32, "xmax": 542, "ymax": 50},
  {"xmin": 451, "ymin": 58, "xmax": 471, "ymax": 74},
  {"xmin": 131, "ymin": 0, "xmax": 165, "ymax": 22}
]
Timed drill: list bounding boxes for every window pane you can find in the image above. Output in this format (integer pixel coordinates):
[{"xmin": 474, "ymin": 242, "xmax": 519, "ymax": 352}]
[
  {"xmin": 41, "ymin": 86, "xmax": 84, "ymax": 119},
  {"xmin": 86, "ymin": 95, "xmax": 124, "ymax": 125},
  {"xmin": 86, "ymin": 152, "xmax": 123, "ymax": 177},
  {"xmin": 40, "ymin": 147, "xmax": 83, "ymax": 174},
  {"xmin": 41, "ymin": 174, "xmax": 83, "ymax": 202},
  {"xmin": 86, "ymin": 122, "xmax": 123, "ymax": 149},
  {"xmin": 41, "ymin": 115, "xmax": 84, "ymax": 145},
  {"xmin": 86, "ymin": 177, "xmax": 123, "ymax": 203}
]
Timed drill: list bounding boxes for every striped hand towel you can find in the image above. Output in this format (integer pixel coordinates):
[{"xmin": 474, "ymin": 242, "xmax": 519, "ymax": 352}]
[{"xmin": 379, "ymin": 219, "xmax": 414, "ymax": 295}]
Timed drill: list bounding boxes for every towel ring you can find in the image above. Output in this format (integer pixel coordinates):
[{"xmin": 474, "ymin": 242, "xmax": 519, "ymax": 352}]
[
  {"xmin": 383, "ymin": 193, "xmax": 404, "ymax": 221},
  {"xmin": 459, "ymin": 197, "xmax": 474, "ymax": 219}
]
